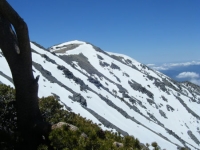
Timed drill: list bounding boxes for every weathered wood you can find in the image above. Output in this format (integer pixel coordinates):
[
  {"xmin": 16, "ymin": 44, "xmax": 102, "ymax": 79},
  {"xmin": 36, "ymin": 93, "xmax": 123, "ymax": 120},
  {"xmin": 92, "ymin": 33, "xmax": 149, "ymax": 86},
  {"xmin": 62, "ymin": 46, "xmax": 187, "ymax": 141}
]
[{"xmin": 0, "ymin": 0, "xmax": 51, "ymax": 149}]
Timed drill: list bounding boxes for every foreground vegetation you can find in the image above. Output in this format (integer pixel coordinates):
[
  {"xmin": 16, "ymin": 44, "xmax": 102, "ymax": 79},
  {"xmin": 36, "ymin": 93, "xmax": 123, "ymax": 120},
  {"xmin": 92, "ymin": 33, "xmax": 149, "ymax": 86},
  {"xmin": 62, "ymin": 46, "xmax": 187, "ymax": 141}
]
[{"xmin": 0, "ymin": 84, "xmax": 162, "ymax": 150}]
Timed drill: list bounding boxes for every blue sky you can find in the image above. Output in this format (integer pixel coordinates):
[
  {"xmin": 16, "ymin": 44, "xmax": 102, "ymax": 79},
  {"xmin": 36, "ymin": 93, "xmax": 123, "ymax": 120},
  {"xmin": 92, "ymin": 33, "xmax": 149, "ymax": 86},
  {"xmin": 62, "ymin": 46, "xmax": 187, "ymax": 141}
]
[{"xmin": 7, "ymin": 0, "xmax": 200, "ymax": 64}]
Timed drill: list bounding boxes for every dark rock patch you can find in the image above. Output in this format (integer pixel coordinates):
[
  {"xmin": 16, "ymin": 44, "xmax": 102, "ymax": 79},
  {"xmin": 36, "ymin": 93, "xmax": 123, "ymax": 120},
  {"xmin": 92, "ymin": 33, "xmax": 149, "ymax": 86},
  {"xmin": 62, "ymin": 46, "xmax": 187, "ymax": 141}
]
[
  {"xmin": 51, "ymin": 44, "xmax": 81, "ymax": 53},
  {"xmin": 147, "ymin": 112, "xmax": 164, "ymax": 127},
  {"xmin": 129, "ymin": 98, "xmax": 136, "ymax": 105},
  {"xmin": 128, "ymin": 80, "xmax": 154, "ymax": 99},
  {"xmin": 137, "ymin": 100, "xmax": 147, "ymax": 109},
  {"xmin": 122, "ymin": 93, "xmax": 130, "ymax": 98},
  {"xmin": 161, "ymin": 96, "xmax": 168, "ymax": 102},
  {"xmin": 146, "ymin": 98, "xmax": 158, "ymax": 109},
  {"xmin": 41, "ymin": 54, "xmax": 56, "ymax": 64},
  {"xmin": 69, "ymin": 93, "xmax": 87, "ymax": 107},
  {"xmin": 125, "ymin": 59, "xmax": 132, "ymax": 64},
  {"xmin": 117, "ymin": 84, "xmax": 128, "ymax": 94},
  {"xmin": 99, "ymin": 61, "xmax": 109, "ymax": 67},
  {"xmin": 146, "ymin": 74, "xmax": 155, "ymax": 81},
  {"xmin": 87, "ymin": 76, "xmax": 103, "ymax": 89},
  {"xmin": 140, "ymin": 64, "xmax": 147, "ymax": 69},
  {"xmin": 97, "ymin": 54, "xmax": 104, "ymax": 60},
  {"xmin": 187, "ymin": 130, "xmax": 200, "ymax": 145},
  {"xmin": 185, "ymin": 123, "xmax": 189, "ymax": 129},
  {"xmin": 154, "ymin": 79, "xmax": 167, "ymax": 92},
  {"xmin": 59, "ymin": 53, "xmax": 102, "ymax": 77},
  {"xmin": 166, "ymin": 129, "xmax": 187, "ymax": 148},
  {"xmin": 175, "ymin": 95, "xmax": 200, "ymax": 120},
  {"xmin": 110, "ymin": 55, "xmax": 124, "ymax": 63},
  {"xmin": 159, "ymin": 110, "xmax": 167, "ymax": 118},
  {"xmin": 162, "ymin": 78, "xmax": 180, "ymax": 93},
  {"xmin": 57, "ymin": 65, "xmax": 65, "ymax": 70},
  {"xmin": 90, "ymin": 44, "xmax": 109, "ymax": 56},
  {"xmin": 114, "ymin": 75, "xmax": 121, "ymax": 82},
  {"xmin": 123, "ymin": 72, "xmax": 129, "ymax": 77},
  {"xmin": 122, "ymin": 100, "xmax": 146, "ymax": 118},
  {"xmin": 111, "ymin": 63, "xmax": 120, "ymax": 70},
  {"xmin": 190, "ymin": 98, "xmax": 196, "ymax": 102},
  {"xmin": 63, "ymin": 68, "xmax": 74, "ymax": 79},
  {"xmin": 32, "ymin": 62, "xmax": 75, "ymax": 94},
  {"xmin": 57, "ymin": 65, "xmax": 88, "ymax": 91},
  {"xmin": 130, "ymin": 64, "xmax": 139, "ymax": 71},
  {"xmin": 166, "ymin": 105, "xmax": 174, "ymax": 112}
]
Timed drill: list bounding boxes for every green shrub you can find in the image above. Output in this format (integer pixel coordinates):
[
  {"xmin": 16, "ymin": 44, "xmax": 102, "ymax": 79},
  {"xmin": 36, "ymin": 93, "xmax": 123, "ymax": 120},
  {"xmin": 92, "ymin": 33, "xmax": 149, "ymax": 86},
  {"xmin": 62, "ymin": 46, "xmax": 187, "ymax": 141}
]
[
  {"xmin": 151, "ymin": 141, "xmax": 158, "ymax": 147},
  {"xmin": 151, "ymin": 142, "xmax": 161, "ymax": 150},
  {"xmin": 0, "ymin": 84, "xmax": 19, "ymax": 149}
]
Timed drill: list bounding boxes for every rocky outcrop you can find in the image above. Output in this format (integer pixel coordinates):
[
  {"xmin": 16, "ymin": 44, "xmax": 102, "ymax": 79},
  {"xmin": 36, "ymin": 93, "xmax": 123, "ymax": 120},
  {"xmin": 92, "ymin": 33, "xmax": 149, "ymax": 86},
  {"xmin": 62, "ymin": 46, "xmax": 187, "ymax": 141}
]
[
  {"xmin": 117, "ymin": 84, "xmax": 128, "ymax": 94},
  {"xmin": 32, "ymin": 62, "xmax": 75, "ymax": 94},
  {"xmin": 147, "ymin": 112, "xmax": 164, "ymax": 127},
  {"xmin": 128, "ymin": 80, "xmax": 154, "ymax": 99},
  {"xmin": 57, "ymin": 65, "xmax": 88, "ymax": 91},
  {"xmin": 69, "ymin": 93, "xmax": 87, "ymax": 107},
  {"xmin": 187, "ymin": 130, "xmax": 200, "ymax": 145},
  {"xmin": 161, "ymin": 96, "xmax": 168, "ymax": 102},
  {"xmin": 137, "ymin": 100, "xmax": 147, "ymax": 109},
  {"xmin": 166, "ymin": 105, "xmax": 174, "ymax": 112},
  {"xmin": 113, "ymin": 142, "xmax": 123, "ymax": 148},
  {"xmin": 111, "ymin": 63, "xmax": 121, "ymax": 70},
  {"xmin": 87, "ymin": 77, "xmax": 102, "ymax": 89},
  {"xmin": 114, "ymin": 75, "xmax": 121, "ymax": 82},
  {"xmin": 97, "ymin": 54, "xmax": 104, "ymax": 60},
  {"xmin": 51, "ymin": 44, "xmax": 81, "ymax": 53},
  {"xmin": 154, "ymin": 79, "xmax": 168, "ymax": 92},
  {"xmin": 123, "ymin": 72, "xmax": 129, "ymax": 77},
  {"xmin": 52, "ymin": 122, "xmax": 79, "ymax": 131},
  {"xmin": 41, "ymin": 54, "xmax": 56, "ymax": 64},
  {"xmin": 146, "ymin": 98, "xmax": 158, "ymax": 109},
  {"xmin": 99, "ymin": 61, "xmax": 109, "ymax": 67},
  {"xmin": 175, "ymin": 95, "xmax": 200, "ymax": 120},
  {"xmin": 52, "ymin": 122, "xmax": 88, "ymax": 138},
  {"xmin": 159, "ymin": 110, "xmax": 167, "ymax": 118}
]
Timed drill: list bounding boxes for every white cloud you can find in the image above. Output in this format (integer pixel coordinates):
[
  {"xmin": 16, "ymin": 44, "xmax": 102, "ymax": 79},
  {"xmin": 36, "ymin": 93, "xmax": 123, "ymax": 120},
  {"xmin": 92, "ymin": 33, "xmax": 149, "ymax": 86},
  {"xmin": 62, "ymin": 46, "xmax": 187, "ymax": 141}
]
[
  {"xmin": 152, "ymin": 66, "xmax": 169, "ymax": 71},
  {"xmin": 146, "ymin": 64, "xmax": 155, "ymax": 67},
  {"xmin": 168, "ymin": 61, "xmax": 200, "ymax": 67},
  {"xmin": 149, "ymin": 61, "xmax": 200, "ymax": 71},
  {"xmin": 176, "ymin": 72, "xmax": 199, "ymax": 79}
]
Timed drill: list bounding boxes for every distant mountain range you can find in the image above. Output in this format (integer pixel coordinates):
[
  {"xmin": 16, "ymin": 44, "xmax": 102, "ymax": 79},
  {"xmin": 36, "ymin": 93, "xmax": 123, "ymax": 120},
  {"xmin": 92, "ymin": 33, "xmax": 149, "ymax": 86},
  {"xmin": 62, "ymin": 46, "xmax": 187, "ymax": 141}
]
[{"xmin": 0, "ymin": 41, "xmax": 200, "ymax": 150}]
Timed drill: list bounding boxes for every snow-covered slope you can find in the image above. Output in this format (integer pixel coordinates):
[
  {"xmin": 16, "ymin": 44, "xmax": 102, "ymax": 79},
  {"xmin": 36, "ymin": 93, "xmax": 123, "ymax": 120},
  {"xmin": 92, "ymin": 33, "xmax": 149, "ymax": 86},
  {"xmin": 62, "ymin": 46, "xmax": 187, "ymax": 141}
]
[{"xmin": 1, "ymin": 40, "xmax": 200, "ymax": 150}]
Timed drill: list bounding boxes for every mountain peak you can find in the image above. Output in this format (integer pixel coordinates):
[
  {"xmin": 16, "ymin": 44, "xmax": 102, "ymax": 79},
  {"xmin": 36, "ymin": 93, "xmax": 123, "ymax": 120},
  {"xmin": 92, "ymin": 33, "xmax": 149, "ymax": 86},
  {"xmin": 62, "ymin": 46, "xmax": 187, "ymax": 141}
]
[{"xmin": 49, "ymin": 40, "xmax": 86, "ymax": 53}]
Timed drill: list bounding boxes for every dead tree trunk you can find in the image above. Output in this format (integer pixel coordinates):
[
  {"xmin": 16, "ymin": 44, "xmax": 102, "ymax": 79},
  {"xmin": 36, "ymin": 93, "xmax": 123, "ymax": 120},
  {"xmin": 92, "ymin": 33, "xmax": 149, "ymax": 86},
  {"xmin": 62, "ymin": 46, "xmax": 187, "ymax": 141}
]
[{"xmin": 0, "ymin": 0, "xmax": 50, "ymax": 149}]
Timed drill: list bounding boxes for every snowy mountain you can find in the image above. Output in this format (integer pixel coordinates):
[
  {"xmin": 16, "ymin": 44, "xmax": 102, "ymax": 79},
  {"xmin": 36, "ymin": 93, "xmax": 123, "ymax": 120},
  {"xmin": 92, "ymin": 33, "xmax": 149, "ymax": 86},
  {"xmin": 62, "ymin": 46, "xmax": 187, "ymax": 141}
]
[{"xmin": 0, "ymin": 40, "xmax": 200, "ymax": 150}]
